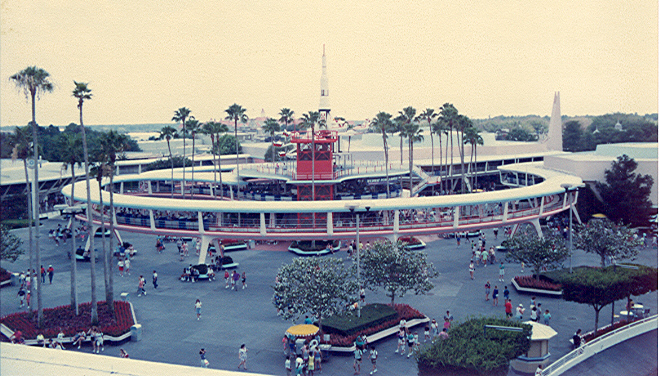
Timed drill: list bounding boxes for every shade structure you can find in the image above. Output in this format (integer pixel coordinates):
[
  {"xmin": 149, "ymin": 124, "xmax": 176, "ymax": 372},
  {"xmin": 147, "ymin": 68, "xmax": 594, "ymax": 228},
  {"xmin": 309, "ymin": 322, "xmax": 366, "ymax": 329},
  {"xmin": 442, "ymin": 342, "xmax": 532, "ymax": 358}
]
[{"xmin": 286, "ymin": 324, "xmax": 319, "ymax": 338}]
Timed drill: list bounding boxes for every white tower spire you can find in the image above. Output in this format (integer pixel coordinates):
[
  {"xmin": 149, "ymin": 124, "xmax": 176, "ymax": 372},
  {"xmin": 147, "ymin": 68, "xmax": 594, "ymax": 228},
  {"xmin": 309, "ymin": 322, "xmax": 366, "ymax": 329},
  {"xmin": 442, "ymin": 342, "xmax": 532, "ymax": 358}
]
[
  {"xmin": 319, "ymin": 45, "xmax": 330, "ymax": 116},
  {"xmin": 546, "ymin": 92, "xmax": 562, "ymax": 151}
]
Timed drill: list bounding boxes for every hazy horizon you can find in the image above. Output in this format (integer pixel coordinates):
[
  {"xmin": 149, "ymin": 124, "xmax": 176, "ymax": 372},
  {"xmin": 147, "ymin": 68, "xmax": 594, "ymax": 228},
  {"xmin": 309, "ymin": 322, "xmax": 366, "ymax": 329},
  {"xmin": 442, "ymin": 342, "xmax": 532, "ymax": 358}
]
[{"xmin": 2, "ymin": 1, "xmax": 657, "ymax": 127}]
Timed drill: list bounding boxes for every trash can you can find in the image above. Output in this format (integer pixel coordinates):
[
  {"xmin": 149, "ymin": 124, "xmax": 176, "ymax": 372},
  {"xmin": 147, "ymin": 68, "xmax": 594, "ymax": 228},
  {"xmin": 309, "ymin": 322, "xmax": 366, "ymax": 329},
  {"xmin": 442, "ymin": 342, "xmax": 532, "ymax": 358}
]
[
  {"xmin": 248, "ymin": 240, "xmax": 255, "ymax": 249},
  {"xmin": 10, "ymin": 273, "xmax": 20, "ymax": 286},
  {"xmin": 130, "ymin": 324, "xmax": 142, "ymax": 342}
]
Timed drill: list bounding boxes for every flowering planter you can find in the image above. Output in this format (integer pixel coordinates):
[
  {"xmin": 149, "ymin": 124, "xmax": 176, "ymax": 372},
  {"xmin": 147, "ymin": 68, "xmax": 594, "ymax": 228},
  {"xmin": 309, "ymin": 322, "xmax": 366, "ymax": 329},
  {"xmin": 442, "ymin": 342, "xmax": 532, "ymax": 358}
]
[
  {"xmin": 511, "ymin": 277, "xmax": 563, "ymax": 297},
  {"xmin": 398, "ymin": 237, "xmax": 426, "ymax": 250}
]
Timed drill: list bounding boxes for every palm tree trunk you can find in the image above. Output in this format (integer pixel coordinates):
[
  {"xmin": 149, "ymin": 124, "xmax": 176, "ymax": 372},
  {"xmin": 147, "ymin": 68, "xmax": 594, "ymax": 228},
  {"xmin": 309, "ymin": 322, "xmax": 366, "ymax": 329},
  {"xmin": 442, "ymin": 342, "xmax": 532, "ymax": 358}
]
[
  {"xmin": 107, "ymin": 173, "xmax": 116, "ymax": 317},
  {"xmin": 382, "ymin": 130, "xmax": 390, "ymax": 198},
  {"xmin": 167, "ymin": 140, "xmax": 174, "ymax": 198},
  {"xmin": 98, "ymin": 179, "xmax": 108, "ymax": 314},
  {"xmin": 399, "ymin": 135, "xmax": 403, "ymax": 165},
  {"xmin": 80, "ymin": 107, "xmax": 98, "ymax": 325},
  {"xmin": 23, "ymin": 159, "xmax": 33, "ymax": 313},
  {"xmin": 474, "ymin": 144, "xmax": 478, "ymax": 190},
  {"xmin": 191, "ymin": 134, "xmax": 196, "ymax": 199},
  {"xmin": 429, "ymin": 123, "xmax": 434, "ymax": 194},
  {"xmin": 408, "ymin": 138, "xmax": 414, "ymax": 195},
  {"xmin": 438, "ymin": 132, "xmax": 443, "ymax": 194},
  {"xmin": 217, "ymin": 132, "xmax": 223, "ymax": 199},
  {"xmin": 182, "ymin": 119, "xmax": 187, "ymax": 198},
  {"xmin": 70, "ymin": 167, "xmax": 79, "ymax": 315},
  {"xmin": 449, "ymin": 127, "xmax": 453, "ymax": 193},
  {"xmin": 311, "ymin": 125, "xmax": 316, "ymax": 228}
]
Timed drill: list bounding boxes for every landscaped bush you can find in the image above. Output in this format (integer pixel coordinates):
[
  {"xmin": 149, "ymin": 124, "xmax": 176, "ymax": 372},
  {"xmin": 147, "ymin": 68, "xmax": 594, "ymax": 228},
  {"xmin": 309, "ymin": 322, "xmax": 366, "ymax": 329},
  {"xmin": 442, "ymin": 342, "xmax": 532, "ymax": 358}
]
[
  {"xmin": 583, "ymin": 319, "xmax": 629, "ymax": 343},
  {"xmin": 320, "ymin": 304, "xmax": 425, "ymax": 347},
  {"xmin": 417, "ymin": 316, "xmax": 532, "ymax": 376},
  {"xmin": 514, "ymin": 275, "xmax": 562, "ymax": 291},
  {"xmin": 219, "ymin": 256, "xmax": 234, "ymax": 265},
  {"xmin": 321, "ymin": 303, "xmax": 397, "ymax": 336},
  {"xmin": 192, "ymin": 264, "xmax": 208, "ymax": 275},
  {"xmin": 221, "ymin": 239, "xmax": 246, "ymax": 247},
  {"xmin": 290, "ymin": 240, "xmax": 340, "ymax": 252},
  {"xmin": 0, "ymin": 268, "xmax": 11, "ymax": 283},
  {"xmin": 1, "ymin": 301, "xmax": 133, "ymax": 340}
]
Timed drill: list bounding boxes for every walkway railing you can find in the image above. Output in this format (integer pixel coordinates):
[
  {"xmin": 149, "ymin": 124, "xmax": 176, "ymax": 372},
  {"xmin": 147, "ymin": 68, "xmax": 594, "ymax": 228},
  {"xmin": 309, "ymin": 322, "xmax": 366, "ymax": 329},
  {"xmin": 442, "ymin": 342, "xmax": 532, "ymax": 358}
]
[{"xmin": 541, "ymin": 315, "xmax": 658, "ymax": 376}]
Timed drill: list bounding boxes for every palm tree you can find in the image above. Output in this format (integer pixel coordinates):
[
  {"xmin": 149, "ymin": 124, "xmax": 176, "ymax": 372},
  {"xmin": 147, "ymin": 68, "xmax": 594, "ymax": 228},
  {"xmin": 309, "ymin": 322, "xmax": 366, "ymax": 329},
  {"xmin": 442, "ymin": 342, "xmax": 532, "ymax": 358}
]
[
  {"xmin": 172, "ymin": 107, "xmax": 192, "ymax": 197},
  {"xmin": 89, "ymin": 158, "xmax": 109, "ymax": 321},
  {"xmin": 185, "ymin": 119, "xmax": 201, "ymax": 198},
  {"xmin": 395, "ymin": 107, "xmax": 416, "ymax": 166},
  {"xmin": 9, "ymin": 127, "xmax": 34, "ymax": 312},
  {"xmin": 158, "ymin": 126, "xmax": 178, "ymax": 198},
  {"xmin": 463, "ymin": 126, "xmax": 483, "ymax": 191},
  {"xmin": 439, "ymin": 103, "xmax": 459, "ymax": 194},
  {"xmin": 11, "ymin": 66, "xmax": 54, "ymax": 327},
  {"xmin": 431, "ymin": 120, "xmax": 446, "ymax": 193},
  {"xmin": 401, "ymin": 121, "xmax": 424, "ymax": 194},
  {"xmin": 73, "ymin": 81, "xmax": 98, "ymax": 324},
  {"xmin": 371, "ymin": 112, "xmax": 394, "ymax": 197},
  {"xmin": 279, "ymin": 108, "xmax": 295, "ymax": 132},
  {"xmin": 299, "ymin": 111, "xmax": 321, "ymax": 200},
  {"xmin": 202, "ymin": 121, "xmax": 219, "ymax": 192},
  {"xmin": 455, "ymin": 114, "xmax": 472, "ymax": 194},
  {"xmin": 60, "ymin": 132, "xmax": 83, "ymax": 314},
  {"xmin": 225, "ymin": 104, "xmax": 248, "ymax": 199},
  {"xmin": 98, "ymin": 130, "xmax": 129, "ymax": 317},
  {"xmin": 416, "ymin": 108, "xmax": 437, "ymax": 186},
  {"xmin": 262, "ymin": 118, "xmax": 281, "ymax": 162}
]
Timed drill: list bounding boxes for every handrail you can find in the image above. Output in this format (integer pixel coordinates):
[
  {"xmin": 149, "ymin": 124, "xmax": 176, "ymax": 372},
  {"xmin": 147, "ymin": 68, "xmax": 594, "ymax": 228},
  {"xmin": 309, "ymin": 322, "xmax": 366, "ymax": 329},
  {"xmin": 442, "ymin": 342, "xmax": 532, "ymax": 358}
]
[{"xmin": 542, "ymin": 315, "xmax": 658, "ymax": 376}]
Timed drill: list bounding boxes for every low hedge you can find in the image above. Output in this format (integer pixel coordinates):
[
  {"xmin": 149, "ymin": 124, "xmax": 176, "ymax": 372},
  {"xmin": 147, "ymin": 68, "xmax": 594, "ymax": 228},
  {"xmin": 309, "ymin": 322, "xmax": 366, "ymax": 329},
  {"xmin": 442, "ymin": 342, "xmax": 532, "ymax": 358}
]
[
  {"xmin": 321, "ymin": 303, "xmax": 397, "ymax": 336},
  {"xmin": 1, "ymin": 301, "xmax": 133, "ymax": 340},
  {"xmin": 289, "ymin": 240, "xmax": 340, "ymax": 252},
  {"xmin": 514, "ymin": 275, "xmax": 562, "ymax": 291},
  {"xmin": 417, "ymin": 316, "xmax": 531, "ymax": 376}
]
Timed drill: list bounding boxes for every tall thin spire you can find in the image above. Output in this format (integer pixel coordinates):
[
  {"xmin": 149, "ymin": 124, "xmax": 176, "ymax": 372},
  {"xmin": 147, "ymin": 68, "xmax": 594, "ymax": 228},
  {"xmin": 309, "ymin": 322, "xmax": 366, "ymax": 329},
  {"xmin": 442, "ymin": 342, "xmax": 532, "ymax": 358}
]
[
  {"xmin": 319, "ymin": 45, "xmax": 330, "ymax": 112},
  {"xmin": 546, "ymin": 92, "xmax": 562, "ymax": 151}
]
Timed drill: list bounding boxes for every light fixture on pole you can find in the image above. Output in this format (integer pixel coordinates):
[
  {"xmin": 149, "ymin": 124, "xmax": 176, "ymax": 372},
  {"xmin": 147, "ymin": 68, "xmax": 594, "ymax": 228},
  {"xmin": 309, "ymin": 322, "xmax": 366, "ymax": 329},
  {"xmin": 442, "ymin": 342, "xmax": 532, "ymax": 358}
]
[
  {"xmin": 561, "ymin": 184, "xmax": 575, "ymax": 273},
  {"xmin": 345, "ymin": 204, "xmax": 370, "ymax": 318}
]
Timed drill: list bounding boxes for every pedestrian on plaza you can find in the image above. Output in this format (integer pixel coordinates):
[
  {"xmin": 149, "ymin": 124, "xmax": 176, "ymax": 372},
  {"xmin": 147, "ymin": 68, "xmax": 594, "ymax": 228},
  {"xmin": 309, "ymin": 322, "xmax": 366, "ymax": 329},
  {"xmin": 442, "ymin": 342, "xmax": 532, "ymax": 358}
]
[
  {"xmin": 492, "ymin": 286, "xmax": 499, "ymax": 306},
  {"xmin": 430, "ymin": 319, "xmax": 439, "ymax": 337},
  {"xmin": 353, "ymin": 345, "xmax": 363, "ymax": 374},
  {"xmin": 494, "ymin": 228, "xmax": 498, "ymax": 239},
  {"xmin": 573, "ymin": 329, "xmax": 583, "ymax": 349},
  {"xmin": 369, "ymin": 345, "xmax": 378, "ymax": 375},
  {"xmin": 443, "ymin": 317, "xmax": 451, "ymax": 332},
  {"xmin": 360, "ymin": 287, "xmax": 366, "ymax": 303},
  {"xmin": 424, "ymin": 325, "xmax": 430, "ymax": 342},
  {"xmin": 200, "ymin": 348, "xmax": 208, "ymax": 367},
  {"xmin": 485, "ymin": 281, "xmax": 491, "ymax": 301},
  {"xmin": 439, "ymin": 328, "xmax": 449, "ymax": 340},
  {"xmin": 308, "ymin": 346, "xmax": 316, "ymax": 376},
  {"xmin": 137, "ymin": 275, "xmax": 146, "ymax": 296},
  {"xmin": 118, "ymin": 259, "xmax": 124, "ymax": 277},
  {"xmin": 535, "ymin": 364, "xmax": 543, "ymax": 376},
  {"xmin": 395, "ymin": 328, "xmax": 405, "ymax": 354},
  {"xmin": 233, "ymin": 270, "xmax": 241, "ymax": 291},
  {"xmin": 481, "ymin": 249, "xmax": 488, "ymax": 266},
  {"xmin": 225, "ymin": 270, "xmax": 230, "ymax": 288},
  {"xmin": 195, "ymin": 238, "xmax": 201, "ymax": 255},
  {"xmin": 72, "ymin": 330, "xmax": 86, "ymax": 349},
  {"xmin": 238, "ymin": 344, "xmax": 248, "ymax": 370},
  {"xmin": 456, "ymin": 235, "xmax": 461, "ymax": 248},
  {"xmin": 25, "ymin": 289, "xmax": 31, "ymax": 307},
  {"xmin": 521, "ymin": 261, "xmax": 525, "ymax": 273},
  {"xmin": 195, "ymin": 299, "xmax": 202, "ymax": 320},
  {"xmin": 498, "ymin": 262, "xmax": 505, "ymax": 282},
  {"xmin": 152, "ymin": 270, "xmax": 158, "ymax": 289},
  {"xmin": 241, "ymin": 271, "xmax": 247, "ymax": 289},
  {"xmin": 530, "ymin": 296, "xmax": 537, "ymax": 309},
  {"xmin": 443, "ymin": 311, "xmax": 453, "ymax": 326},
  {"xmin": 543, "ymin": 309, "xmax": 552, "ymax": 326},
  {"xmin": 17, "ymin": 287, "xmax": 26, "ymax": 308},
  {"xmin": 40, "ymin": 265, "xmax": 46, "ymax": 284},
  {"xmin": 503, "ymin": 286, "xmax": 510, "ymax": 301},
  {"xmin": 530, "ymin": 306, "xmax": 538, "ymax": 322},
  {"xmin": 285, "ymin": 355, "xmax": 292, "ymax": 376},
  {"xmin": 469, "ymin": 261, "xmax": 475, "ymax": 280},
  {"xmin": 516, "ymin": 304, "xmax": 525, "ymax": 320},
  {"xmin": 47, "ymin": 265, "xmax": 54, "ymax": 284},
  {"xmin": 406, "ymin": 330, "xmax": 415, "ymax": 358},
  {"xmin": 120, "ymin": 348, "xmax": 129, "ymax": 358},
  {"xmin": 124, "ymin": 257, "xmax": 131, "ymax": 275},
  {"xmin": 505, "ymin": 299, "xmax": 513, "ymax": 320},
  {"xmin": 313, "ymin": 345, "xmax": 322, "ymax": 372}
]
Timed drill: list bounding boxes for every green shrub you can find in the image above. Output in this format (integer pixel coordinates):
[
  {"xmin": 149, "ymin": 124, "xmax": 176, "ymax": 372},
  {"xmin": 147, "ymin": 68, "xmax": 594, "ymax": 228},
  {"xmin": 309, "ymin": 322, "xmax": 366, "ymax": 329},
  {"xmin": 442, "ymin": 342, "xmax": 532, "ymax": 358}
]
[
  {"xmin": 417, "ymin": 316, "xmax": 531, "ymax": 375},
  {"xmin": 321, "ymin": 303, "xmax": 397, "ymax": 336}
]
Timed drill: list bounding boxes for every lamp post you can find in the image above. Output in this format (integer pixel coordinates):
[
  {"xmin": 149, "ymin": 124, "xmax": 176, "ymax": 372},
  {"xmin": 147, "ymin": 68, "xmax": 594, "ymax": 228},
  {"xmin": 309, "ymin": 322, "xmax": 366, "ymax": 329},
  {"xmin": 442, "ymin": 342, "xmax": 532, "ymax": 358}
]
[
  {"xmin": 561, "ymin": 184, "xmax": 574, "ymax": 273},
  {"xmin": 346, "ymin": 204, "xmax": 370, "ymax": 318}
]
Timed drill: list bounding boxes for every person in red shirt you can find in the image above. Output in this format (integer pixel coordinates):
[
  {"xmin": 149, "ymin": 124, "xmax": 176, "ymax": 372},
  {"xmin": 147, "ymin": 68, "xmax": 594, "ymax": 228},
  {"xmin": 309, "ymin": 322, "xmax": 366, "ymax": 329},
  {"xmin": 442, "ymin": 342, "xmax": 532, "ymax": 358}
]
[
  {"xmin": 47, "ymin": 265, "xmax": 54, "ymax": 284},
  {"xmin": 504, "ymin": 299, "xmax": 513, "ymax": 320}
]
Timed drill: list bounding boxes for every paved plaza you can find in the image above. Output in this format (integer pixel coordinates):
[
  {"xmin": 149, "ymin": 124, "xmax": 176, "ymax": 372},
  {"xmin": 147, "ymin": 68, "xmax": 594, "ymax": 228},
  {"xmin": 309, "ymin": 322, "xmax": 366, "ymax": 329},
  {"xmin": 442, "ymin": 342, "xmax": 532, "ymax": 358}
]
[{"xmin": 1, "ymin": 216, "xmax": 657, "ymax": 375}]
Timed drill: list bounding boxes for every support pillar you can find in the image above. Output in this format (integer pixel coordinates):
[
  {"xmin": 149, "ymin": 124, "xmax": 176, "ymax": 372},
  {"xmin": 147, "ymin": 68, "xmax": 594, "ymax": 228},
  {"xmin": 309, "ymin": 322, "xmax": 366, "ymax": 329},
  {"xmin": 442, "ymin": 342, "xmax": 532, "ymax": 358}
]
[
  {"xmin": 269, "ymin": 212, "xmax": 275, "ymax": 228},
  {"xmin": 149, "ymin": 210, "xmax": 156, "ymax": 231},
  {"xmin": 393, "ymin": 210, "xmax": 400, "ymax": 233},
  {"xmin": 453, "ymin": 207, "xmax": 459, "ymax": 229},
  {"xmin": 260, "ymin": 213, "xmax": 266, "ymax": 236},
  {"xmin": 531, "ymin": 219, "xmax": 543, "ymax": 238},
  {"xmin": 197, "ymin": 235, "xmax": 212, "ymax": 265},
  {"xmin": 198, "ymin": 212, "xmax": 205, "ymax": 234},
  {"xmin": 147, "ymin": 181, "xmax": 152, "ymax": 195},
  {"xmin": 502, "ymin": 202, "xmax": 509, "ymax": 223},
  {"xmin": 327, "ymin": 212, "xmax": 333, "ymax": 236},
  {"xmin": 539, "ymin": 195, "xmax": 545, "ymax": 216},
  {"xmin": 120, "ymin": 182, "xmax": 124, "ymax": 194}
]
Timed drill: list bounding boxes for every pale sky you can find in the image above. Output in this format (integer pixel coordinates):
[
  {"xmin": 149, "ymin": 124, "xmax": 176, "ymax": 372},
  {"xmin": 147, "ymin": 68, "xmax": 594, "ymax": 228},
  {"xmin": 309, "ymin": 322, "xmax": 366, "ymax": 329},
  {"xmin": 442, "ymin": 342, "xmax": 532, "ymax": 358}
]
[{"xmin": 2, "ymin": 1, "xmax": 658, "ymax": 127}]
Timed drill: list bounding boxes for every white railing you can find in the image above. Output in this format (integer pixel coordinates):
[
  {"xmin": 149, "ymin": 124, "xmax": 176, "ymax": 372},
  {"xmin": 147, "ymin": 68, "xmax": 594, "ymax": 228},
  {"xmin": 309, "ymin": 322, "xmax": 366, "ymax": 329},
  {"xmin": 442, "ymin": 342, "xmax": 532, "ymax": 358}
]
[{"xmin": 542, "ymin": 315, "xmax": 658, "ymax": 376}]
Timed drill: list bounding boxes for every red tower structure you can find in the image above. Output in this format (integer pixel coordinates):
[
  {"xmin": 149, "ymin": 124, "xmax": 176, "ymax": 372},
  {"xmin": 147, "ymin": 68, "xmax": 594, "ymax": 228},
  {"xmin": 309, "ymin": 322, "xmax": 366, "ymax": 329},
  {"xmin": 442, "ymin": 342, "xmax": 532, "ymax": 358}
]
[{"xmin": 290, "ymin": 129, "xmax": 338, "ymax": 226}]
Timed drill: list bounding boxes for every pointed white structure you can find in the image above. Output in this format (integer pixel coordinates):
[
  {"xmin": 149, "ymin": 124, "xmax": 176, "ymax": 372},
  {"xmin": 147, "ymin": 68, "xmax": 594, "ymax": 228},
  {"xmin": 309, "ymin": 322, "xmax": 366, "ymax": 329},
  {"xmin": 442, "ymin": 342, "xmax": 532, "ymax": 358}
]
[
  {"xmin": 546, "ymin": 92, "xmax": 563, "ymax": 151},
  {"xmin": 319, "ymin": 45, "xmax": 331, "ymax": 123}
]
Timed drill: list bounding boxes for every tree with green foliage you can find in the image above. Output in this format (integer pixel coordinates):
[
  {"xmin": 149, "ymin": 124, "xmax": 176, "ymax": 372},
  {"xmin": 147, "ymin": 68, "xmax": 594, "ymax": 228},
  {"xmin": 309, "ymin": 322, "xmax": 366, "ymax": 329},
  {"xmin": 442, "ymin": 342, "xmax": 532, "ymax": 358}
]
[
  {"xmin": 359, "ymin": 241, "xmax": 438, "ymax": 305},
  {"xmin": 595, "ymin": 155, "xmax": 654, "ymax": 227},
  {"xmin": 158, "ymin": 125, "xmax": 178, "ymax": 198},
  {"xmin": 417, "ymin": 317, "xmax": 531, "ymax": 375},
  {"xmin": 11, "ymin": 66, "xmax": 54, "ymax": 328},
  {"xmin": 506, "ymin": 127, "xmax": 538, "ymax": 142},
  {"xmin": 1, "ymin": 224, "xmax": 24, "ymax": 262},
  {"xmin": 464, "ymin": 126, "xmax": 484, "ymax": 190},
  {"xmin": 417, "ymin": 108, "xmax": 437, "ymax": 183},
  {"xmin": 279, "ymin": 108, "xmax": 295, "ymax": 132},
  {"xmin": 172, "ymin": 107, "xmax": 192, "ymax": 196},
  {"xmin": 225, "ymin": 103, "xmax": 248, "ymax": 193},
  {"xmin": 262, "ymin": 118, "xmax": 281, "ymax": 162},
  {"xmin": 372, "ymin": 112, "xmax": 394, "ymax": 198},
  {"xmin": 573, "ymin": 218, "xmax": 641, "ymax": 267},
  {"xmin": 395, "ymin": 106, "xmax": 416, "ymax": 166},
  {"xmin": 202, "ymin": 121, "xmax": 229, "ymax": 194},
  {"xmin": 563, "ymin": 120, "xmax": 586, "ymax": 152},
  {"xmin": 505, "ymin": 229, "xmax": 569, "ymax": 280},
  {"xmin": 561, "ymin": 265, "xmax": 658, "ymax": 336},
  {"xmin": 272, "ymin": 257, "xmax": 358, "ymax": 326},
  {"xmin": 185, "ymin": 118, "xmax": 201, "ymax": 198},
  {"xmin": 400, "ymin": 120, "xmax": 424, "ymax": 193},
  {"xmin": 73, "ymin": 80, "xmax": 98, "ymax": 325},
  {"xmin": 438, "ymin": 104, "xmax": 459, "ymax": 192}
]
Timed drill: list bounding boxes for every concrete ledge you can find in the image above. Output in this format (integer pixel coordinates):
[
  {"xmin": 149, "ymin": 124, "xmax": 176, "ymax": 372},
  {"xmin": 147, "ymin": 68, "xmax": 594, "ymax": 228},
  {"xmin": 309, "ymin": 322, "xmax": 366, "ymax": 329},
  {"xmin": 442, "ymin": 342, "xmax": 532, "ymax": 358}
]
[
  {"xmin": 288, "ymin": 243, "xmax": 341, "ymax": 256},
  {"xmin": 511, "ymin": 277, "xmax": 563, "ymax": 297},
  {"xmin": 328, "ymin": 316, "xmax": 430, "ymax": 353}
]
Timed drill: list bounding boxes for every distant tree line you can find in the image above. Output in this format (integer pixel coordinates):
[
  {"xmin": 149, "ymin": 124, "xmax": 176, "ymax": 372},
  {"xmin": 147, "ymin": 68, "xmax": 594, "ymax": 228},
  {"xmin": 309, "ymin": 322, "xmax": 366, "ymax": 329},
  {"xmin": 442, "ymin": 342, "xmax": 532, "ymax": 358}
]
[{"xmin": 563, "ymin": 113, "xmax": 657, "ymax": 152}]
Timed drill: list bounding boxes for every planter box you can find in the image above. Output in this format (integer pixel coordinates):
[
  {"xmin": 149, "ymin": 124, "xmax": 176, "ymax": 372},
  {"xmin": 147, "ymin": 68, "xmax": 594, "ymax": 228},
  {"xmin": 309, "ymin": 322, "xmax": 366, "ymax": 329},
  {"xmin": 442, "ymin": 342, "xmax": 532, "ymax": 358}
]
[
  {"xmin": 328, "ymin": 316, "xmax": 430, "ymax": 353},
  {"xmin": 405, "ymin": 240, "xmax": 426, "ymax": 250},
  {"xmin": 511, "ymin": 277, "xmax": 562, "ymax": 297},
  {"xmin": 288, "ymin": 242, "xmax": 341, "ymax": 256}
]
